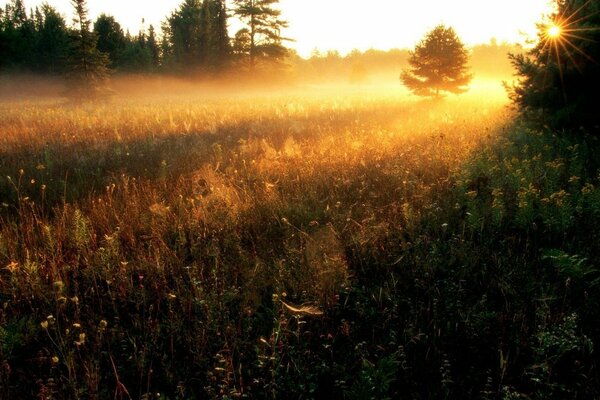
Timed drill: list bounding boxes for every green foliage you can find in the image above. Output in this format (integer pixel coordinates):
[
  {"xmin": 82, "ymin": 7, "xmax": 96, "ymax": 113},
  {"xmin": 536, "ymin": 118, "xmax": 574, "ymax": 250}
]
[
  {"xmin": 509, "ymin": 0, "xmax": 600, "ymax": 130},
  {"xmin": 401, "ymin": 25, "xmax": 472, "ymax": 97}
]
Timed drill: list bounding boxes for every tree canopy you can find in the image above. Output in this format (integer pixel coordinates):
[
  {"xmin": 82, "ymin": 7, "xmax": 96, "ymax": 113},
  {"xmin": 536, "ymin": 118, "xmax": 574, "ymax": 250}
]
[
  {"xmin": 401, "ymin": 25, "xmax": 472, "ymax": 97},
  {"xmin": 65, "ymin": 0, "xmax": 111, "ymax": 98},
  {"xmin": 509, "ymin": 0, "xmax": 600, "ymax": 130},
  {"xmin": 233, "ymin": 0, "xmax": 289, "ymax": 71},
  {"xmin": 161, "ymin": 0, "xmax": 230, "ymax": 72}
]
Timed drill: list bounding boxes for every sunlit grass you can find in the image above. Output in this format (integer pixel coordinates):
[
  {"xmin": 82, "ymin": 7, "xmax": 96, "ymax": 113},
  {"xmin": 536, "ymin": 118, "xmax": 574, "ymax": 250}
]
[{"xmin": 10, "ymin": 84, "xmax": 595, "ymax": 398}]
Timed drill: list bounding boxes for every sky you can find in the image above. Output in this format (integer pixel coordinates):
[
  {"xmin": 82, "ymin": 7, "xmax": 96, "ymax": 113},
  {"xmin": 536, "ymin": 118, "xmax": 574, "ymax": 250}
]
[{"xmin": 2, "ymin": 0, "xmax": 555, "ymax": 57}]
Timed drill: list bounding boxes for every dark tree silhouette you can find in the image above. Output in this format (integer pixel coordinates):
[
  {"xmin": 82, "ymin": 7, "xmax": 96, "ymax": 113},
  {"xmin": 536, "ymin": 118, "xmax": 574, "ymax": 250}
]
[
  {"xmin": 93, "ymin": 14, "xmax": 126, "ymax": 68},
  {"xmin": 65, "ymin": 0, "xmax": 111, "ymax": 99},
  {"xmin": 147, "ymin": 25, "xmax": 160, "ymax": 69},
  {"xmin": 0, "ymin": 0, "xmax": 36, "ymax": 70},
  {"xmin": 401, "ymin": 25, "xmax": 472, "ymax": 97},
  {"xmin": 233, "ymin": 0, "xmax": 289, "ymax": 70},
  {"xmin": 162, "ymin": 0, "xmax": 230, "ymax": 72},
  {"xmin": 35, "ymin": 4, "xmax": 70, "ymax": 73},
  {"xmin": 509, "ymin": 0, "xmax": 600, "ymax": 129}
]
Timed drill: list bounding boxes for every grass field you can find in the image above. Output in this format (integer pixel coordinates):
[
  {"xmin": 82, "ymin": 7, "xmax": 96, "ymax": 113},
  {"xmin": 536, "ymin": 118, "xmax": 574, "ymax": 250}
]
[{"xmin": 1, "ymin": 82, "xmax": 599, "ymax": 399}]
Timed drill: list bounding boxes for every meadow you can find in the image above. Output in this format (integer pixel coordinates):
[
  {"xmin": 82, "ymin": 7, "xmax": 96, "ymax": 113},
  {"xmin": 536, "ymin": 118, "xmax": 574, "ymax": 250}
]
[{"xmin": 1, "ymin": 81, "xmax": 599, "ymax": 399}]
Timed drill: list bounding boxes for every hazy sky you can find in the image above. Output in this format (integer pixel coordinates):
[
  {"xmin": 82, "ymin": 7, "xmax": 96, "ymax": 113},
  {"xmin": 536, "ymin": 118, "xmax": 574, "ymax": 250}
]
[{"xmin": 2, "ymin": 0, "xmax": 554, "ymax": 56}]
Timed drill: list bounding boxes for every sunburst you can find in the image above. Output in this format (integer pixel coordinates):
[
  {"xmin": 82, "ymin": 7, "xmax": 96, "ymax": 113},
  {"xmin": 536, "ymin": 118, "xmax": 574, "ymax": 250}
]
[
  {"xmin": 538, "ymin": 0, "xmax": 600, "ymax": 102},
  {"xmin": 547, "ymin": 24, "xmax": 562, "ymax": 39}
]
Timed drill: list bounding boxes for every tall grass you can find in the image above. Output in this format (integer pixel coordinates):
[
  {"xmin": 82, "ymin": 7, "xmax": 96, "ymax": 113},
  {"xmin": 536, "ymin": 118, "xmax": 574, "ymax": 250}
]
[{"xmin": 1, "ymin": 86, "xmax": 598, "ymax": 398}]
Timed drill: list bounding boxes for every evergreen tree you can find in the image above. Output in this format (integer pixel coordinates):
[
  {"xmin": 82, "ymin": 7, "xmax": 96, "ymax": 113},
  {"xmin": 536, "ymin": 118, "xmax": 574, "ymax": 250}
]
[
  {"xmin": 163, "ymin": 0, "xmax": 230, "ymax": 72},
  {"xmin": 35, "ymin": 4, "xmax": 70, "ymax": 73},
  {"xmin": 66, "ymin": 0, "xmax": 111, "ymax": 98},
  {"xmin": 0, "ymin": 0, "xmax": 36, "ymax": 70},
  {"xmin": 212, "ymin": 0, "xmax": 230, "ymax": 67},
  {"xmin": 93, "ymin": 14, "xmax": 126, "ymax": 68},
  {"xmin": 147, "ymin": 25, "xmax": 160, "ymax": 69},
  {"xmin": 117, "ymin": 26, "xmax": 155, "ymax": 72},
  {"xmin": 232, "ymin": 0, "xmax": 289, "ymax": 70},
  {"xmin": 164, "ymin": 0, "xmax": 204, "ymax": 69},
  {"xmin": 509, "ymin": 0, "xmax": 600, "ymax": 129},
  {"xmin": 401, "ymin": 25, "xmax": 472, "ymax": 97}
]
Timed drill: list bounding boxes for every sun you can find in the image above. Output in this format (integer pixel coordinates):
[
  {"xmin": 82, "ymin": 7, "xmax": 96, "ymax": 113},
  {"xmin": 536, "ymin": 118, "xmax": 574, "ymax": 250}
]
[{"xmin": 547, "ymin": 24, "xmax": 562, "ymax": 39}]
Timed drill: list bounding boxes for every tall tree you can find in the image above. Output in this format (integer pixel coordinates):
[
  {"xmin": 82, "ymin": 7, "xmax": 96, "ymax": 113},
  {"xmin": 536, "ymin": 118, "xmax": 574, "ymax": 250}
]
[
  {"xmin": 35, "ymin": 4, "xmax": 70, "ymax": 73},
  {"xmin": 163, "ymin": 0, "xmax": 205, "ymax": 69},
  {"xmin": 401, "ymin": 25, "xmax": 472, "ymax": 97},
  {"xmin": 93, "ymin": 14, "xmax": 126, "ymax": 68},
  {"xmin": 509, "ymin": 0, "xmax": 600, "ymax": 129},
  {"xmin": 212, "ymin": 0, "xmax": 230, "ymax": 67},
  {"xmin": 0, "ymin": 0, "xmax": 36, "ymax": 69},
  {"xmin": 66, "ymin": 0, "xmax": 110, "ymax": 98},
  {"xmin": 163, "ymin": 0, "xmax": 230, "ymax": 72},
  {"xmin": 147, "ymin": 24, "xmax": 160, "ymax": 69},
  {"xmin": 233, "ymin": 0, "xmax": 289, "ymax": 70}
]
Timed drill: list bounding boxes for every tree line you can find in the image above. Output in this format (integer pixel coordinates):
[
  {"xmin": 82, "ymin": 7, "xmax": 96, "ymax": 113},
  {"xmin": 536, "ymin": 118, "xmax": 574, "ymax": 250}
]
[{"xmin": 0, "ymin": 0, "xmax": 289, "ymax": 75}]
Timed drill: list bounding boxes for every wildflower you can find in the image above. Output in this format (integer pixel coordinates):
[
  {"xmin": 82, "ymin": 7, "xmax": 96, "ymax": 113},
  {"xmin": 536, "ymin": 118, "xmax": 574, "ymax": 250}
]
[
  {"xmin": 74, "ymin": 333, "xmax": 86, "ymax": 346},
  {"xmin": 569, "ymin": 176, "xmax": 580, "ymax": 184},
  {"xmin": 40, "ymin": 321, "xmax": 49, "ymax": 329},
  {"xmin": 70, "ymin": 296, "xmax": 79, "ymax": 305},
  {"xmin": 72, "ymin": 323, "xmax": 81, "ymax": 329},
  {"xmin": 167, "ymin": 293, "xmax": 177, "ymax": 300},
  {"xmin": 5, "ymin": 261, "xmax": 18, "ymax": 273},
  {"xmin": 582, "ymin": 183, "xmax": 595, "ymax": 195},
  {"xmin": 99, "ymin": 320, "xmax": 108, "ymax": 330},
  {"xmin": 51, "ymin": 356, "xmax": 59, "ymax": 364},
  {"xmin": 466, "ymin": 190, "xmax": 478, "ymax": 199}
]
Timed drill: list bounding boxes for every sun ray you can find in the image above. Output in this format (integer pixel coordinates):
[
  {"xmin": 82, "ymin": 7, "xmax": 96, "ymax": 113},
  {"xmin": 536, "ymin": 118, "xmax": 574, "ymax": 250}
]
[
  {"xmin": 553, "ymin": 40, "xmax": 568, "ymax": 103},
  {"xmin": 561, "ymin": 12, "xmax": 600, "ymax": 27},
  {"xmin": 562, "ymin": 31, "xmax": 598, "ymax": 43},
  {"xmin": 559, "ymin": 0, "xmax": 594, "ymax": 25},
  {"xmin": 557, "ymin": 39, "xmax": 583, "ymax": 73},
  {"xmin": 561, "ymin": 36, "xmax": 598, "ymax": 63}
]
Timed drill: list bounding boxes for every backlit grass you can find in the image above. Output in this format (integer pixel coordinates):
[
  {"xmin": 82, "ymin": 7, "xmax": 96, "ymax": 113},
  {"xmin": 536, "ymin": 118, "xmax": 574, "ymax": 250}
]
[{"xmin": 1, "ymin": 86, "xmax": 599, "ymax": 398}]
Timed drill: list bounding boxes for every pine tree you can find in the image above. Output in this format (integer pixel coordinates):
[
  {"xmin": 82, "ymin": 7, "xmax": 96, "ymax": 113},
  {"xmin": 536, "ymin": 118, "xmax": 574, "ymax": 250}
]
[
  {"xmin": 93, "ymin": 14, "xmax": 126, "ymax": 68},
  {"xmin": 164, "ymin": 0, "xmax": 204, "ymax": 69},
  {"xmin": 509, "ymin": 0, "xmax": 600, "ymax": 129},
  {"xmin": 401, "ymin": 25, "xmax": 472, "ymax": 97},
  {"xmin": 66, "ymin": 0, "xmax": 111, "ymax": 99},
  {"xmin": 233, "ymin": 0, "xmax": 289, "ymax": 71},
  {"xmin": 147, "ymin": 25, "xmax": 160, "ymax": 69},
  {"xmin": 163, "ymin": 0, "xmax": 231, "ymax": 72},
  {"xmin": 213, "ymin": 0, "xmax": 230, "ymax": 67},
  {"xmin": 36, "ymin": 4, "xmax": 70, "ymax": 73}
]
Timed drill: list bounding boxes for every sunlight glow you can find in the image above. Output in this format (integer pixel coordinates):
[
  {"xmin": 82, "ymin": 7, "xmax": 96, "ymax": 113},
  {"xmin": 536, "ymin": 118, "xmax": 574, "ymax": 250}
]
[
  {"xmin": 547, "ymin": 24, "xmax": 562, "ymax": 39},
  {"xmin": 0, "ymin": 0, "xmax": 554, "ymax": 57}
]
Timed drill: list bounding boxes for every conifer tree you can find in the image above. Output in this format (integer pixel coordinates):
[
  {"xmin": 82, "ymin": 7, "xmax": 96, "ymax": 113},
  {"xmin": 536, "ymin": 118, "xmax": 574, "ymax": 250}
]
[
  {"xmin": 36, "ymin": 4, "xmax": 70, "ymax": 73},
  {"xmin": 163, "ymin": 0, "xmax": 230, "ymax": 72},
  {"xmin": 233, "ymin": 0, "xmax": 289, "ymax": 70},
  {"xmin": 66, "ymin": 0, "xmax": 111, "ymax": 99},
  {"xmin": 147, "ymin": 25, "xmax": 160, "ymax": 69},
  {"xmin": 401, "ymin": 25, "xmax": 472, "ymax": 97},
  {"xmin": 509, "ymin": 0, "xmax": 600, "ymax": 129},
  {"xmin": 93, "ymin": 14, "xmax": 126, "ymax": 68}
]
